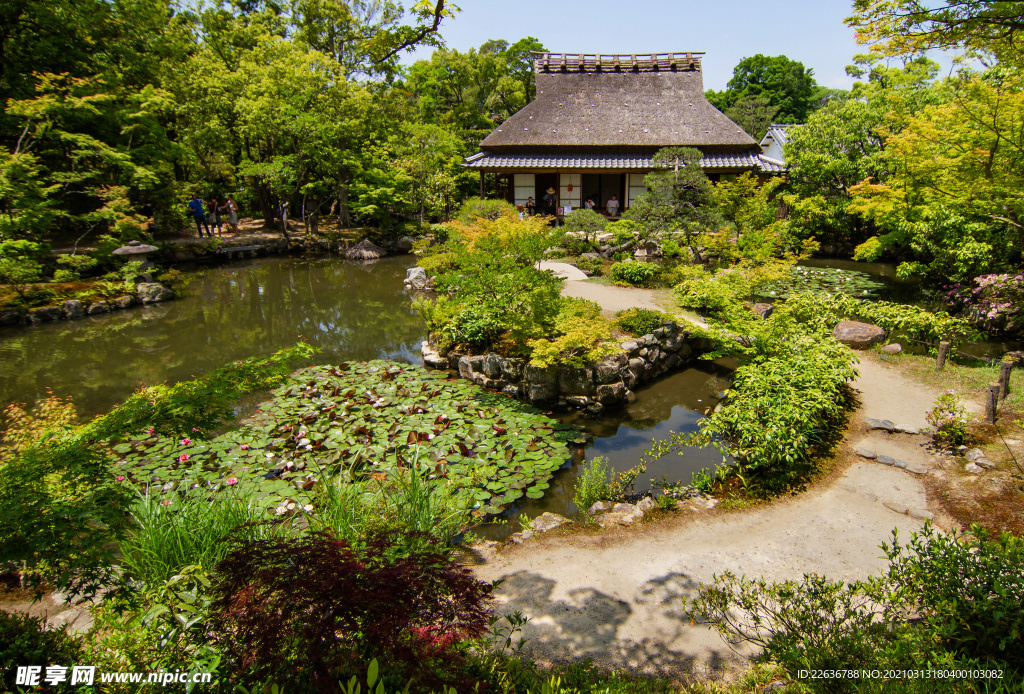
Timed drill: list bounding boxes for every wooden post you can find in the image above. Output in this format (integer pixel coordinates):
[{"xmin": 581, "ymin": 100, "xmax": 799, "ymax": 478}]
[
  {"xmin": 986, "ymin": 383, "xmax": 1000, "ymax": 424},
  {"xmin": 479, "ymin": 171, "xmax": 485, "ymax": 199},
  {"xmin": 999, "ymin": 360, "xmax": 1013, "ymax": 401},
  {"xmin": 936, "ymin": 341, "xmax": 950, "ymax": 370}
]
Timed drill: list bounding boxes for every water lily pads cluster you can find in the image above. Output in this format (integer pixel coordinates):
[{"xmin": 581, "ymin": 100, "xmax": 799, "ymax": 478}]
[
  {"xmin": 111, "ymin": 361, "xmax": 581, "ymax": 518},
  {"xmin": 755, "ymin": 266, "xmax": 885, "ymax": 300}
]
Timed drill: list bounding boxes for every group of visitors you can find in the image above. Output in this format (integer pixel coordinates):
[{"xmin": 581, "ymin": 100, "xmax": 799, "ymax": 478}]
[
  {"xmin": 517, "ymin": 187, "xmax": 622, "ymax": 218},
  {"xmin": 187, "ymin": 195, "xmax": 239, "ymax": 238}
]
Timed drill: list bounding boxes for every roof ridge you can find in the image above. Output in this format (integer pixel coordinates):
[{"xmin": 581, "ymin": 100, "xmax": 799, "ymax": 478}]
[{"xmin": 532, "ymin": 52, "xmax": 704, "ymax": 74}]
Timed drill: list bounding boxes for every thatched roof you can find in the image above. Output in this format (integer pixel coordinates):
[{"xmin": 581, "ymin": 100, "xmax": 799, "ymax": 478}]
[
  {"xmin": 480, "ymin": 53, "xmax": 757, "ymax": 152},
  {"xmin": 345, "ymin": 239, "xmax": 388, "ymax": 260}
]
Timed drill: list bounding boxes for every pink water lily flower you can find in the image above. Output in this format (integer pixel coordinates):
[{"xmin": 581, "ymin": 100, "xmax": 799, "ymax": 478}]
[
  {"xmin": 226, "ymin": 477, "xmax": 238, "ymax": 485},
  {"xmin": 116, "ymin": 475, "xmax": 125, "ymax": 482},
  {"xmin": 240, "ymin": 444, "xmax": 250, "ymax": 450},
  {"xmin": 179, "ymin": 453, "xmax": 189, "ymax": 462},
  {"xmin": 147, "ymin": 427, "xmax": 155, "ymax": 434},
  {"xmin": 181, "ymin": 438, "xmax": 191, "ymax": 446}
]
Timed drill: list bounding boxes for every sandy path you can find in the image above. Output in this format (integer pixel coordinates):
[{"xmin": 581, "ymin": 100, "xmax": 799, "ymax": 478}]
[
  {"xmin": 470, "ymin": 351, "xmax": 965, "ymax": 678},
  {"xmin": 561, "ymin": 279, "xmax": 706, "ymax": 326}
]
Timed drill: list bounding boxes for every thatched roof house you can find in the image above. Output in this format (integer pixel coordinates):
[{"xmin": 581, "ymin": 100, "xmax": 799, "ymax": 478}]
[{"xmin": 463, "ymin": 52, "xmax": 783, "ymax": 218}]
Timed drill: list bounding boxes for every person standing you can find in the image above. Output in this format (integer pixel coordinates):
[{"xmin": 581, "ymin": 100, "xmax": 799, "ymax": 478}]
[
  {"xmin": 225, "ymin": 196, "xmax": 239, "ymax": 234},
  {"xmin": 208, "ymin": 198, "xmax": 222, "ymax": 236},
  {"xmin": 187, "ymin": 194, "xmax": 211, "ymax": 237},
  {"xmin": 276, "ymin": 199, "xmax": 290, "ymax": 237},
  {"xmin": 543, "ymin": 186, "xmax": 556, "ymax": 215},
  {"xmin": 606, "ymin": 195, "xmax": 620, "ymax": 217}
]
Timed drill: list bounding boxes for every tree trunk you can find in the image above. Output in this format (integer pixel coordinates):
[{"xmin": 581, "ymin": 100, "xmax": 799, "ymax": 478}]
[{"xmin": 338, "ymin": 183, "xmax": 351, "ymax": 228}]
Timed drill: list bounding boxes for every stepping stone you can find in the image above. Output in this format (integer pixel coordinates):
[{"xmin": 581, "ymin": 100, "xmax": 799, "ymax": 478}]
[
  {"xmin": 965, "ymin": 463, "xmax": 984, "ymax": 474},
  {"xmin": 896, "ymin": 426, "xmax": 921, "ymax": 435},
  {"xmin": 866, "ymin": 418, "xmax": 895, "ymax": 432},
  {"xmin": 894, "ymin": 459, "xmax": 908, "ymax": 469},
  {"xmin": 854, "ymin": 447, "xmax": 877, "ymax": 459},
  {"xmin": 876, "ymin": 455, "xmax": 895, "ymax": 466},
  {"xmin": 909, "ymin": 509, "xmax": 934, "ymax": 521},
  {"xmin": 975, "ymin": 458, "xmax": 996, "ymax": 469},
  {"xmin": 883, "ymin": 502, "xmax": 909, "ymax": 515},
  {"xmin": 905, "ymin": 464, "xmax": 928, "ymax": 475},
  {"xmin": 965, "ymin": 448, "xmax": 984, "ymax": 461}
]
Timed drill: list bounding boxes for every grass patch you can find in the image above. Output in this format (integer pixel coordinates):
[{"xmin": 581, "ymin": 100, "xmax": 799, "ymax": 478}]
[{"xmin": 878, "ymin": 350, "xmax": 1024, "ymax": 413}]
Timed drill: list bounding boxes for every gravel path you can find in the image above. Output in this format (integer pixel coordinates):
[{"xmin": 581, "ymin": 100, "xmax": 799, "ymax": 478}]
[
  {"xmin": 469, "ymin": 351, "xmax": 966, "ymax": 679},
  {"xmin": 560, "ymin": 279, "xmax": 705, "ymax": 325}
]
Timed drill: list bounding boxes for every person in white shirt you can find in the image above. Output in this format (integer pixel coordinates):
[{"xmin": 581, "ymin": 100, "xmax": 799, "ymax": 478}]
[{"xmin": 606, "ymin": 196, "xmax": 620, "ymax": 216}]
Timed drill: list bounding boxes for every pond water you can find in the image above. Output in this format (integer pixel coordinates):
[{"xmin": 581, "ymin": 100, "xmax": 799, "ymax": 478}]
[{"xmin": 0, "ymin": 255, "xmax": 727, "ymax": 534}]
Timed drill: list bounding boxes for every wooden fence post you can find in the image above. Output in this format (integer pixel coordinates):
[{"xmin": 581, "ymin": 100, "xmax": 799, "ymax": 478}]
[
  {"xmin": 999, "ymin": 360, "xmax": 1013, "ymax": 401},
  {"xmin": 936, "ymin": 341, "xmax": 950, "ymax": 370},
  {"xmin": 986, "ymin": 383, "xmax": 1000, "ymax": 424}
]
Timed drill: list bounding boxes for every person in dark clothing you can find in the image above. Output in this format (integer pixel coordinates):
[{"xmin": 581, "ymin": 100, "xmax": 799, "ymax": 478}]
[
  {"xmin": 525, "ymin": 197, "xmax": 536, "ymax": 216},
  {"xmin": 542, "ymin": 187, "xmax": 556, "ymax": 215},
  {"xmin": 207, "ymin": 198, "xmax": 222, "ymax": 236}
]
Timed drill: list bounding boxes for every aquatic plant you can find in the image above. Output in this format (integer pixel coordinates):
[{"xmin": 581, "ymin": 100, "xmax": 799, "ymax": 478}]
[
  {"xmin": 754, "ymin": 266, "xmax": 885, "ymax": 300},
  {"xmin": 112, "ymin": 361, "xmax": 581, "ymax": 519}
]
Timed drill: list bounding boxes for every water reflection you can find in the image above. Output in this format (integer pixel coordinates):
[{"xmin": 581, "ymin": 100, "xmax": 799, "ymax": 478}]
[
  {"xmin": 474, "ymin": 361, "xmax": 735, "ymax": 540},
  {"xmin": 0, "ymin": 256, "xmax": 427, "ymax": 416}
]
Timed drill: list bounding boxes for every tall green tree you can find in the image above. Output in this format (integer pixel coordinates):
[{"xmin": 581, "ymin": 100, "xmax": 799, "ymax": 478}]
[
  {"xmin": 708, "ymin": 54, "xmax": 819, "ymax": 124},
  {"xmin": 624, "ymin": 147, "xmax": 721, "ymax": 243}
]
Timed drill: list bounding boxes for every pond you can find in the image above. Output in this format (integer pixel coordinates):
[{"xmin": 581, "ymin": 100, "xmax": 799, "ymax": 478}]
[{"xmin": 0, "ymin": 255, "xmax": 727, "ymax": 533}]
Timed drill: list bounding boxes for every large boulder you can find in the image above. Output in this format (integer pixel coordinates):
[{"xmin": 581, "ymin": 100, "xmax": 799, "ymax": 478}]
[
  {"xmin": 394, "ymin": 235, "xmax": 416, "ymax": 252},
  {"xmin": 404, "ymin": 266, "xmax": 429, "ymax": 290},
  {"xmin": 29, "ymin": 306, "xmax": 63, "ymax": 323},
  {"xmin": 62, "ymin": 300, "xmax": 85, "ymax": 319},
  {"xmin": 136, "ymin": 282, "xmax": 174, "ymax": 304},
  {"xmin": 558, "ymin": 367, "xmax": 595, "ymax": 396},
  {"xmin": 832, "ymin": 320, "xmax": 885, "ymax": 349},
  {"xmin": 0, "ymin": 309, "xmax": 25, "ymax": 326}
]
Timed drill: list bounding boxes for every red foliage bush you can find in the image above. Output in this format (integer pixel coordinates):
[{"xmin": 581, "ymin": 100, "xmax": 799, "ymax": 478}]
[{"xmin": 208, "ymin": 530, "xmax": 493, "ymax": 692}]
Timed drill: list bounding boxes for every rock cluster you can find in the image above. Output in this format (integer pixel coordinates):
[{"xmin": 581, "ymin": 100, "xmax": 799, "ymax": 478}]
[
  {"xmin": 0, "ymin": 283, "xmax": 173, "ymax": 328},
  {"xmin": 507, "ymin": 511, "xmax": 572, "ymax": 544},
  {"xmin": 423, "ymin": 321, "xmax": 713, "ymax": 409},
  {"xmin": 588, "ymin": 498, "xmax": 658, "ymax": 528}
]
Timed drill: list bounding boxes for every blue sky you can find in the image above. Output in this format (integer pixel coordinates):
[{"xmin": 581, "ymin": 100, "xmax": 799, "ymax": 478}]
[{"xmin": 405, "ymin": 0, "xmax": 870, "ymax": 91}]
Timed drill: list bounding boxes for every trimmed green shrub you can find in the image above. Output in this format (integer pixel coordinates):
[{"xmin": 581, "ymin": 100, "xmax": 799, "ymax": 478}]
[
  {"xmin": 609, "ymin": 261, "xmax": 658, "ymax": 287},
  {"xmin": 614, "ymin": 308, "xmax": 672, "ymax": 336},
  {"xmin": 575, "ymin": 256, "xmax": 604, "ymax": 276},
  {"xmin": 527, "ymin": 298, "xmax": 617, "ymax": 368},
  {"xmin": 454, "ymin": 199, "xmax": 516, "ymax": 224}
]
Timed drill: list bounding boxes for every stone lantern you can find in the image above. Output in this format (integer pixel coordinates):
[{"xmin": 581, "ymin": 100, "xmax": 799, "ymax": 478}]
[{"xmin": 111, "ymin": 240, "xmax": 159, "ymax": 271}]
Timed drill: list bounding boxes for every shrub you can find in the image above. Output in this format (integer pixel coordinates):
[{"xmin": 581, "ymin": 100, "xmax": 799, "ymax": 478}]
[
  {"xmin": 55, "ymin": 253, "xmax": 98, "ymax": 282},
  {"xmin": 607, "ymin": 219, "xmax": 639, "ymax": 246},
  {"xmin": 674, "ymin": 274, "xmax": 742, "ymax": 314},
  {"xmin": 784, "ymin": 292, "xmax": 976, "ymax": 346},
  {"xmin": 609, "ymin": 261, "xmax": 657, "ymax": 287},
  {"xmin": 561, "ymin": 209, "xmax": 608, "ymax": 238},
  {"xmin": 926, "ymin": 391, "xmax": 968, "ymax": 447},
  {"xmin": 575, "ymin": 256, "xmax": 604, "ymax": 276},
  {"xmin": 209, "ymin": 530, "xmax": 494, "ymax": 691},
  {"xmin": 688, "ymin": 524, "xmax": 1024, "ymax": 691},
  {"xmin": 573, "ymin": 456, "xmax": 615, "ymax": 515},
  {"xmin": 527, "ymin": 298, "xmax": 617, "ymax": 368},
  {"xmin": 614, "ymin": 308, "xmax": 672, "ymax": 336},
  {"xmin": 661, "ymin": 238, "xmax": 683, "ymax": 258},
  {"xmin": 0, "ymin": 611, "xmax": 82, "ymax": 693},
  {"xmin": 560, "ymin": 233, "xmax": 594, "ymax": 256},
  {"xmin": 454, "ymin": 198, "xmax": 517, "ymax": 224}
]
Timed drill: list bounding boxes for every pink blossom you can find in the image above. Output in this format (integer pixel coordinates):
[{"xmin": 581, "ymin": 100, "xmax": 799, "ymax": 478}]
[
  {"xmin": 226, "ymin": 477, "xmax": 238, "ymax": 485},
  {"xmin": 240, "ymin": 444, "xmax": 250, "ymax": 450},
  {"xmin": 116, "ymin": 475, "xmax": 125, "ymax": 482},
  {"xmin": 179, "ymin": 453, "xmax": 189, "ymax": 462},
  {"xmin": 147, "ymin": 427, "xmax": 155, "ymax": 434},
  {"xmin": 161, "ymin": 499, "xmax": 171, "ymax": 506},
  {"xmin": 192, "ymin": 427, "xmax": 200, "ymax": 432},
  {"xmin": 181, "ymin": 438, "xmax": 191, "ymax": 446}
]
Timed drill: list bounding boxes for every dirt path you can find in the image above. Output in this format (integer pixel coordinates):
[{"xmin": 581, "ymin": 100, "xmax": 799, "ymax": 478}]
[
  {"xmin": 560, "ymin": 279, "xmax": 706, "ymax": 326},
  {"xmin": 469, "ymin": 350, "xmax": 972, "ymax": 679}
]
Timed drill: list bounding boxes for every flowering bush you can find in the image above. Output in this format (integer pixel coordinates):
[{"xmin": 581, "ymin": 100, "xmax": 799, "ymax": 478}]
[
  {"xmin": 945, "ymin": 273, "xmax": 1024, "ymax": 326},
  {"xmin": 926, "ymin": 391, "xmax": 968, "ymax": 447}
]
